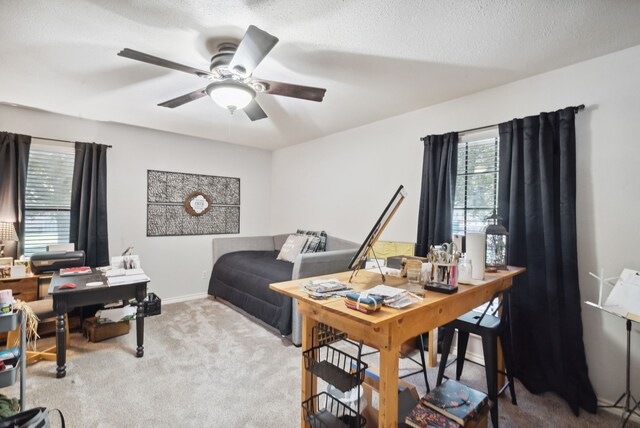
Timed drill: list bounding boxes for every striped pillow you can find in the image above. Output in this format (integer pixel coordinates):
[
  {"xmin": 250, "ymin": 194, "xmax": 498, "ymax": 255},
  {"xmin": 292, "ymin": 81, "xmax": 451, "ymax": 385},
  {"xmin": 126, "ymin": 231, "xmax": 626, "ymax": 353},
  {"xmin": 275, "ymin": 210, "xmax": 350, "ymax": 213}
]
[
  {"xmin": 300, "ymin": 235, "xmax": 321, "ymax": 254},
  {"xmin": 296, "ymin": 229, "xmax": 327, "ymax": 252}
]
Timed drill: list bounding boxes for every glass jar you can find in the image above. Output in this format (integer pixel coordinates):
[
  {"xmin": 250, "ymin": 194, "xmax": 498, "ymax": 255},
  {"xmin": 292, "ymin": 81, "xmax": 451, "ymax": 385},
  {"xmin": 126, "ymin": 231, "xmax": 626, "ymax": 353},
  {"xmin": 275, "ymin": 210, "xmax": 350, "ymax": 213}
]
[
  {"xmin": 407, "ymin": 268, "xmax": 421, "ymax": 284},
  {"xmin": 458, "ymin": 256, "xmax": 473, "ymax": 284}
]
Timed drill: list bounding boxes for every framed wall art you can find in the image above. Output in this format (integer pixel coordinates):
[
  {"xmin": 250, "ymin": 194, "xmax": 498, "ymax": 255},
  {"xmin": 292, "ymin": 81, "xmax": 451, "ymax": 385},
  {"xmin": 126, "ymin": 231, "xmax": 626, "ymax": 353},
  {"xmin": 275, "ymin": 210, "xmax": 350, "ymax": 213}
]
[{"xmin": 146, "ymin": 170, "xmax": 240, "ymax": 236}]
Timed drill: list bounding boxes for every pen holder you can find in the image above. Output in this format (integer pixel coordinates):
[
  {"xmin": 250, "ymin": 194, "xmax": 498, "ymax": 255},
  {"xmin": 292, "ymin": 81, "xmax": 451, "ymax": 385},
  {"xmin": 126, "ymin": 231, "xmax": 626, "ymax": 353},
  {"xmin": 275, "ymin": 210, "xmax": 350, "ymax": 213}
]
[{"xmin": 431, "ymin": 263, "xmax": 458, "ymax": 286}]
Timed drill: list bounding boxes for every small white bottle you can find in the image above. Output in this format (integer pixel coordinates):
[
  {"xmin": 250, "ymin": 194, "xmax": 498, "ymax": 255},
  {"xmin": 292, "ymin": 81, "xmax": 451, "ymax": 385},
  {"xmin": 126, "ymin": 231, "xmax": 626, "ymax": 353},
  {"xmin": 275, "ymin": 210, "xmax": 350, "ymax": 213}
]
[{"xmin": 0, "ymin": 289, "xmax": 13, "ymax": 316}]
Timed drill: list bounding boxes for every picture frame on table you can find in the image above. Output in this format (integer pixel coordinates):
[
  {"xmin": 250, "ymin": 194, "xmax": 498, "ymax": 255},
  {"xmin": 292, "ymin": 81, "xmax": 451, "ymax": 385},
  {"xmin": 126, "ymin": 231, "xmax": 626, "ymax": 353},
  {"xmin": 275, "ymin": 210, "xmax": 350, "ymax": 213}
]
[{"xmin": 0, "ymin": 257, "xmax": 12, "ymax": 279}]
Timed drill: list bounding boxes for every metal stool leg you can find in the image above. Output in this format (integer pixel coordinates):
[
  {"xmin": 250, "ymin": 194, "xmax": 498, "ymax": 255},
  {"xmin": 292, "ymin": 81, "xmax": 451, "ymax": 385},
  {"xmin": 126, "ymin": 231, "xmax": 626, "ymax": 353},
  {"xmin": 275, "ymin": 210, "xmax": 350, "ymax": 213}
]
[{"xmin": 417, "ymin": 334, "xmax": 430, "ymax": 393}]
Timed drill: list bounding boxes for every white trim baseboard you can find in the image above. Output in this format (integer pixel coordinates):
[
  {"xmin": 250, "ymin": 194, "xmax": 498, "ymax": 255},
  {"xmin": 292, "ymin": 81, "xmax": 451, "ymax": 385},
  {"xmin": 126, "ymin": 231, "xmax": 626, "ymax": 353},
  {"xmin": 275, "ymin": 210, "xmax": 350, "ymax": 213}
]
[
  {"xmin": 161, "ymin": 292, "xmax": 209, "ymax": 305},
  {"xmin": 451, "ymin": 332, "xmax": 485, "ymax": 365},
  {"xmin": 453, "ymin": 346, "xmax": 484, "ymax": 365}
]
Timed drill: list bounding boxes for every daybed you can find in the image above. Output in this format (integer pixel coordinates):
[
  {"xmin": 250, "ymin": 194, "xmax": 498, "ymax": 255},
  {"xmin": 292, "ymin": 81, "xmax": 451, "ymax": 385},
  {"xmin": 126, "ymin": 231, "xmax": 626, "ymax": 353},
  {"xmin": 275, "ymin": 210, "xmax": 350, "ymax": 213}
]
[{"xmin": 208, "ymin": 234, "xmax": 358, "ymax": 345}]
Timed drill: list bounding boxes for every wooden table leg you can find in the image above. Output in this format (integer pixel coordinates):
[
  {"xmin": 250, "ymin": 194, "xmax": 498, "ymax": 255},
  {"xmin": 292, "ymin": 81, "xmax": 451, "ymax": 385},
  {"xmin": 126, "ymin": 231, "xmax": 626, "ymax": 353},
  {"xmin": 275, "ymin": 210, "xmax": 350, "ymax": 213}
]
[
  {"xmin": 379, "ymin": 345, "xmax": 400, "ymax": 427},
  {"xmin": 55, "ymin": 313, "xmax": 66, "ymax": 378},
  {"xmin": 301, "ymin": 315, "xmax": 317, "ymax": 428},
  {"xmin": 136, "ymin": 286, "xmax": 145, "ymax": 357},
  {"xmin": 428, "ymin": 328, "xmax": 438, "ymax": 367}
]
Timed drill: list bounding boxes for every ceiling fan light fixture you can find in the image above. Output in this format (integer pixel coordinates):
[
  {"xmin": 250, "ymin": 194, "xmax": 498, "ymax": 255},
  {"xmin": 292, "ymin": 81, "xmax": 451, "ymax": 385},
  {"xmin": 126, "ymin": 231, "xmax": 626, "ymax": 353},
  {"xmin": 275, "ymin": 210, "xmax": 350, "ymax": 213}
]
[{"xmin": 206, "ymin": 82, "xmax": 255, "ymax": 112}]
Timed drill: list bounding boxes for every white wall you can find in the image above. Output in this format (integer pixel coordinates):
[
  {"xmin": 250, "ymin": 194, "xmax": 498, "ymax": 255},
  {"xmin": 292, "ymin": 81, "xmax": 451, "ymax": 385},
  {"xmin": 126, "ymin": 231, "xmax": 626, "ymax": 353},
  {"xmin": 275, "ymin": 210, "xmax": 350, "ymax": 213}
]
[
  {"xmin": 0, "ymin": 104, "xmax": 272, "ymax": 301},
  {"xmin": 271, "ymin": 45, "xmax": 640, "ymax": 405}
]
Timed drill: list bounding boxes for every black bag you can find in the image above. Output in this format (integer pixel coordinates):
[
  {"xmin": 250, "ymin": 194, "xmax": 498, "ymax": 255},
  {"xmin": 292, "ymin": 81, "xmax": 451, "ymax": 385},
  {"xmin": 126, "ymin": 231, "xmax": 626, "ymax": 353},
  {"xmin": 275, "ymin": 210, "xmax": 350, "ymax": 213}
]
[{"xmin": 0, "ymin": 407, "xmax": 65, "ymax": 428}]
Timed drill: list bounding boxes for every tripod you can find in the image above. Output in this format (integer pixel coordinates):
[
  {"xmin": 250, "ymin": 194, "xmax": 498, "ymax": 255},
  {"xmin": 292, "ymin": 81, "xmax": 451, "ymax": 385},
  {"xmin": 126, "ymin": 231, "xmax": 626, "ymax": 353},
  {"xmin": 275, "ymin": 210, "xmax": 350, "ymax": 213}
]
[
  {"xmin": 586, "ymin": 269, "xmax": 640, "ymax": 427},
  {"xmin": 599, "ymin": 319, "xmax": 640, "ymax": 427}
]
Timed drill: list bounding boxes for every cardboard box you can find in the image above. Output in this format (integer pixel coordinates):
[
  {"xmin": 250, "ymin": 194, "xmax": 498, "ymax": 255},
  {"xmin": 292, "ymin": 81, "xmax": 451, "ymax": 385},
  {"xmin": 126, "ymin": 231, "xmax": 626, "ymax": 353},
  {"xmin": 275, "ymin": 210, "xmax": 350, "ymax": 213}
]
[
  {"xmin": 82, "ymin": 317, "xmax": 130, "ymax": 342},
  {"xmin": 360, "ymin": 364, "xmax": 420, "ymax": 427},
  {"xmin": 401, "ymin": 336, "xmax": 417, "ymax": 356}
]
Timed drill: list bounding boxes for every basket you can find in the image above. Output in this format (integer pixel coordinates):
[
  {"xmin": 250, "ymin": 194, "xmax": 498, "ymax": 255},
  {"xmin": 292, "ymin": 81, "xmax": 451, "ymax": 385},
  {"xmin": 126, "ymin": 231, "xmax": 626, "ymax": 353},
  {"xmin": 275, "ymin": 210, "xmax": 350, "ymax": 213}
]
[
  {"xmin": 142, "ymin": 293, "xmax": 161, "ymax": 317},
  {"xmin": 317, "ymin": 323, "xmax": 346, "ymax": 346},
  {"xmin": 303, "ymin": 343, "xmax": 368, "ymax": 393},
  {"xmin": 302, "ymin": 392, "xmax": 366, "ymax": 428}
]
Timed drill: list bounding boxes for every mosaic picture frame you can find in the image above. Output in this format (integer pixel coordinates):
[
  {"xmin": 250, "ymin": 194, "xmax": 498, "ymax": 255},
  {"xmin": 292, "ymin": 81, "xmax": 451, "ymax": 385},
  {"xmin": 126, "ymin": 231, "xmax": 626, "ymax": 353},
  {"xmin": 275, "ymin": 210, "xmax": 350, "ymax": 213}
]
[{"xmin": 146, "ymin": 170, "xmax": 240, "ymax": 236}]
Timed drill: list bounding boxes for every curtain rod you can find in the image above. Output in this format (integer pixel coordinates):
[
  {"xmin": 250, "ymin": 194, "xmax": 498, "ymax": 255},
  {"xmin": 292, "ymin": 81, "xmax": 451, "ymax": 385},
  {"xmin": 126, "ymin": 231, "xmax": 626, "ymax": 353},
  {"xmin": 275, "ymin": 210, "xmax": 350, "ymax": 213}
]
[
  {"xmin": 32, "ymin": 136, "xmax": 112, "ymax": 148},
  {"xmin": 421, "ymin": 104, "xmax": 586, "ymax": 140}
]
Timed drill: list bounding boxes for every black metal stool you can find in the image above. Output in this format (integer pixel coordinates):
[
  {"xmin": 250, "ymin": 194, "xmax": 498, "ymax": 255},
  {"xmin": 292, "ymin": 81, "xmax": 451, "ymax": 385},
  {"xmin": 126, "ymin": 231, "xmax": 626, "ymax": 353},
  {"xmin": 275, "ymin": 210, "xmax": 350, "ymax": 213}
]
[
  {"xmin": 351, "ymin": 334, "xmax": 430, "ymax": 393},
  {"xmin": 436, "ymin": 288, "xmax": 517, "ymax": 428}
]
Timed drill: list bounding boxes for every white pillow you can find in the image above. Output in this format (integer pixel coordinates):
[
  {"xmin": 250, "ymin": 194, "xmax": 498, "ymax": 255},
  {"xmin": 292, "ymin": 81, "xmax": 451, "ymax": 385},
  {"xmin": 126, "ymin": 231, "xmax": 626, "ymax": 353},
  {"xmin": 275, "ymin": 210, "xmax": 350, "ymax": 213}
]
[{"xmin": 277, "ymin": 234, "xmax": 308, "ymax": 263}]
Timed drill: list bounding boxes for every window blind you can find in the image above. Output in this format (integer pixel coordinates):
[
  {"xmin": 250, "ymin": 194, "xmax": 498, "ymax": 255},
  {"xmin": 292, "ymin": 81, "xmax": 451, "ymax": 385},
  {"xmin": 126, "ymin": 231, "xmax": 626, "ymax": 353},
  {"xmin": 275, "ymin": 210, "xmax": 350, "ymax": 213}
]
[
  {"xmin": 24, "ymin": 146, "xmax": 75, "ymax": 256},
  {"xmin": 453, "ymin": 134, "xmax": 499, "ymax": 235}
]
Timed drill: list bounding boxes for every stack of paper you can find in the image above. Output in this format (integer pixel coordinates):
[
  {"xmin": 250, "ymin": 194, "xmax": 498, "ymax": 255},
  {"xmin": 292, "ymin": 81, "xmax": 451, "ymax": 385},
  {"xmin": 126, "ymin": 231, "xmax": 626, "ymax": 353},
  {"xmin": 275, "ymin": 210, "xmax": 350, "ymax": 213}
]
[
  {"xmin": 106, "ymin": 268, "xmax": 145, "ymax": 277},
  {"xmin": 362, "ymin": 284, "xmax": 422, "ymax": 309},
  {"xmin": 60, "ymin": 266, "xmax": 92, "ymax": 276},
  {"xmin": 604, "ymin": 269, "xmax": 640, "ymax": 321},
  {"xmin": 362, "ymin": 284, "xmax": 406, "ymax": 298},
  {"xmin": 107, "ymin": 272, "xmax": 150, "ymax": 286}
]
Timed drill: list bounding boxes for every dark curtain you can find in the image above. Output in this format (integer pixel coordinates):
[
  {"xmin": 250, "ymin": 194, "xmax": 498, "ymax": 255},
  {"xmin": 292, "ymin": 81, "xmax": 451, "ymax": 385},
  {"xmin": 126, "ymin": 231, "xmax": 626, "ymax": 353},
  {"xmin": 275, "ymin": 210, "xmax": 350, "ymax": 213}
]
[
  {"xmin": 70, "ymin": 142, "xmax": 109, "ymax": 267},
  {"xmin": 0, "ymin": 132, "xmax": 31, "ymax": 256},
  {"xmin": 498, "ymin": 108, "xmax": 596, "ymax": 415},
  {"xmin": 415, "ymin": 132, "xmax": 458, "ymax": 256}
]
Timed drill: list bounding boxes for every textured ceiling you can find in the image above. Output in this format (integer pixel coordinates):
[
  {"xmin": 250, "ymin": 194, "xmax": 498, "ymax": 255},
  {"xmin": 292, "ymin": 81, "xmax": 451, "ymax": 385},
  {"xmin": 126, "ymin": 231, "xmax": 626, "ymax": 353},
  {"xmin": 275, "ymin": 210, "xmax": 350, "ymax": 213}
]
[{"xmin": 1, "ymin": 0, "xmax": 640, "ymax": 150}]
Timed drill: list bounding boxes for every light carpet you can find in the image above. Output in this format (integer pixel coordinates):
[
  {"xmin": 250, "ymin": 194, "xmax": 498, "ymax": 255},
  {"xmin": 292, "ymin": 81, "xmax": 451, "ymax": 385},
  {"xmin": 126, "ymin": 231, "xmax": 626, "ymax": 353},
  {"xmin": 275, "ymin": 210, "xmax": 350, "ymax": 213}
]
[{"xmin": 3, "ymin": 298, "xmax": 635, "ymax": 427}]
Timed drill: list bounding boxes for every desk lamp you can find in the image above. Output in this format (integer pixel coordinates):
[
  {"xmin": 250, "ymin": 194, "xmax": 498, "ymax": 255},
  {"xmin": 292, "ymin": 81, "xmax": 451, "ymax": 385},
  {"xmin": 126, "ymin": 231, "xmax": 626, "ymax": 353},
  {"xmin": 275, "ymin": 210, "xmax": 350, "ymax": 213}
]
[{"xmin": 0, "ymin": 222, "xmax": 18, "ymax": 257}]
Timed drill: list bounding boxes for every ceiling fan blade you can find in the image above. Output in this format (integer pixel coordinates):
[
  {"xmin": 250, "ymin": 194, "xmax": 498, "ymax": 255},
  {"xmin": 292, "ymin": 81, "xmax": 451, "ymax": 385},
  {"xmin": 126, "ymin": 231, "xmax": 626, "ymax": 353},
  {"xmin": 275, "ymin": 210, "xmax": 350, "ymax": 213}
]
[
  {"xmin": 256, "ymin": 79, "xmax": 326, "ymax": 102},
  {"xmin": 228, "ymin": 25, "xmax": 279, "ymax": 76},
  {"xmin": 243, "ymin": 99, "xmax": 268, "ymax": 121},
  {"xmin": 118, "ymin": 48, "xmax": 214, "ymax": 79},
  {"xmin": 158, "ymin": 87, "xmax": 208, "ymax": 108}
]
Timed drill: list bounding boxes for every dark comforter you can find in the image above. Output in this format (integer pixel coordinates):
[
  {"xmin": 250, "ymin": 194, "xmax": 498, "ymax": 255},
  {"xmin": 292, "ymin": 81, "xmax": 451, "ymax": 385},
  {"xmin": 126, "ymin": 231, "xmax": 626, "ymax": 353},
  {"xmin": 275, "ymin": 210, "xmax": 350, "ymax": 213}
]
[{"xmin": 208, "ymin": 251, "xmax": 294, "ymax": 335}]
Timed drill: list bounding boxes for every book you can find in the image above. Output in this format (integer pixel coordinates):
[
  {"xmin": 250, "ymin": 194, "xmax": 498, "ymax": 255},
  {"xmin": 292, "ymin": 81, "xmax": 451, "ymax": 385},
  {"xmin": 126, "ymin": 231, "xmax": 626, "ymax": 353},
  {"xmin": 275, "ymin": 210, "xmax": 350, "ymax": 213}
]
[
  {"xmin": 405, "ymin": 402, "xmax": 461, "ymax": 428},
  {"xmin": 421, "ymin": 380, "xmax": 488, "ymax": 426},
  {"xmin": 303, "ymin": 279, "xmax": 348, "ymax": 294},
  {"xmin": 59, "ymin": 266, "xmax": 92, "ymax": 276}
]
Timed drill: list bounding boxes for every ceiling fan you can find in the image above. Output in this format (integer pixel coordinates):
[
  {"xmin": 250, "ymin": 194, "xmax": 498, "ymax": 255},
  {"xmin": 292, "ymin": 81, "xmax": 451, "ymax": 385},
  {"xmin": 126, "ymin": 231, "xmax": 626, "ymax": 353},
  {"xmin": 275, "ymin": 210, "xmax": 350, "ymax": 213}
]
[{"xmin": 117, "ymin": 25, "xmax": 326, "ymax": 121}]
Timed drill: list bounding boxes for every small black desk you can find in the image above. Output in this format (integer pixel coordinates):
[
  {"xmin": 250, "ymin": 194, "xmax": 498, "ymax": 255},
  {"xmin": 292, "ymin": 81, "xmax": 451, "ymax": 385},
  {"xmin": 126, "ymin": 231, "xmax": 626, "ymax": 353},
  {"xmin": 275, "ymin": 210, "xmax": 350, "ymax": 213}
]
[{"xmin": 49, "ymin": 269, "xmax": 149, "ymax": 378}]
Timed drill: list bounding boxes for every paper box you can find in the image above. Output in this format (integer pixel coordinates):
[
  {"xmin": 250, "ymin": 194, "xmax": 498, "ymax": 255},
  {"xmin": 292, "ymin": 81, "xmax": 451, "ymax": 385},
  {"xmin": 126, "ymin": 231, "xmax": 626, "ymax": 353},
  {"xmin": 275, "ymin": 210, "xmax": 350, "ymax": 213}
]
[
  {"xmin": 82, "ymin": 317, "xmax": 130, "ymax": 343},
  {"xmin": 387, "ymin": 255, "xmax": 427, "ymax": 271},
  {"xmin": 9, "ymin": 265, "xmax": 26, "ymax": 278}
]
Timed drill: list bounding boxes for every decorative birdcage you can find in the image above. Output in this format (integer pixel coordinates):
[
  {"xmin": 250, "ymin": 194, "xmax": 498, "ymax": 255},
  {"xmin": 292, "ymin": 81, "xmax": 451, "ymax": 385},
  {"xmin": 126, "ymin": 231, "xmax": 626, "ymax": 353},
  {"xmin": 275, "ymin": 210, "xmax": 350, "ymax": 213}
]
[{"xmin": 484, "ymin": 211, "xmax": 509, "ymax": 272}]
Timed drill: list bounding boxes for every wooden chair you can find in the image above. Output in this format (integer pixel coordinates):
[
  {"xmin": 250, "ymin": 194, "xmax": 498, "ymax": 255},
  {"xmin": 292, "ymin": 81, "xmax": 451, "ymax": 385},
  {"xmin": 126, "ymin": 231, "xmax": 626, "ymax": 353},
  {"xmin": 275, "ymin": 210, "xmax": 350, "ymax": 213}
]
[
  {"xmin": 7, "ymin": 299, "xmax": 69, "ymax": 365},
  {"xmin": 436, "ymin": 288, "xmax": 517, "ymax": 428}
]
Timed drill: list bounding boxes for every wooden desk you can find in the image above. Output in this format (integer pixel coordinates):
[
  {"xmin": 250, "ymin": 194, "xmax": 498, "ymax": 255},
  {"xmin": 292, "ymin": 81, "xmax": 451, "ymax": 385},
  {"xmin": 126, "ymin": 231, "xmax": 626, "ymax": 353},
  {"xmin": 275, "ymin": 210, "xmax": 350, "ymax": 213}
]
[
  {"xmin": 0, "ymin": 275, "xmax": 38, "ymax": 302},
  {"xmin": 271, "ymin": 266, "xmax": 524, "ymax": 428},
  {"xmin": 49, "ymin": 269, "xmax": 149, "ymax": 378}
]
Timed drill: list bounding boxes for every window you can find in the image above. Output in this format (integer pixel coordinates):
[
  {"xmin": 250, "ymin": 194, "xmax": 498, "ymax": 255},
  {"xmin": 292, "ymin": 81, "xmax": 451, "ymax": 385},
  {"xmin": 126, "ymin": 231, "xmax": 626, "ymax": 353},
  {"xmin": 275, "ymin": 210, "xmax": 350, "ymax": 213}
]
[
  {"xmin": 453, "ymin": 128, "xmax": 499, "ymax": 236},
  {"xmin": 23, "ymin": 141, "xmax": 75, "ymax": 256}
]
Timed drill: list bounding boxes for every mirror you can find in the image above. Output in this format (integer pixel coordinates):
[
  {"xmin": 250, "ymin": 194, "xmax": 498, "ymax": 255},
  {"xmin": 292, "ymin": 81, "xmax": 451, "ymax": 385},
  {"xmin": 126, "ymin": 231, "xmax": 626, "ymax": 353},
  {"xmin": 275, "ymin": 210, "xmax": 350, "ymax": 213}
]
[{"xmin": 184, "ymin": 192, "xmax": 212, "ymax": 216}]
